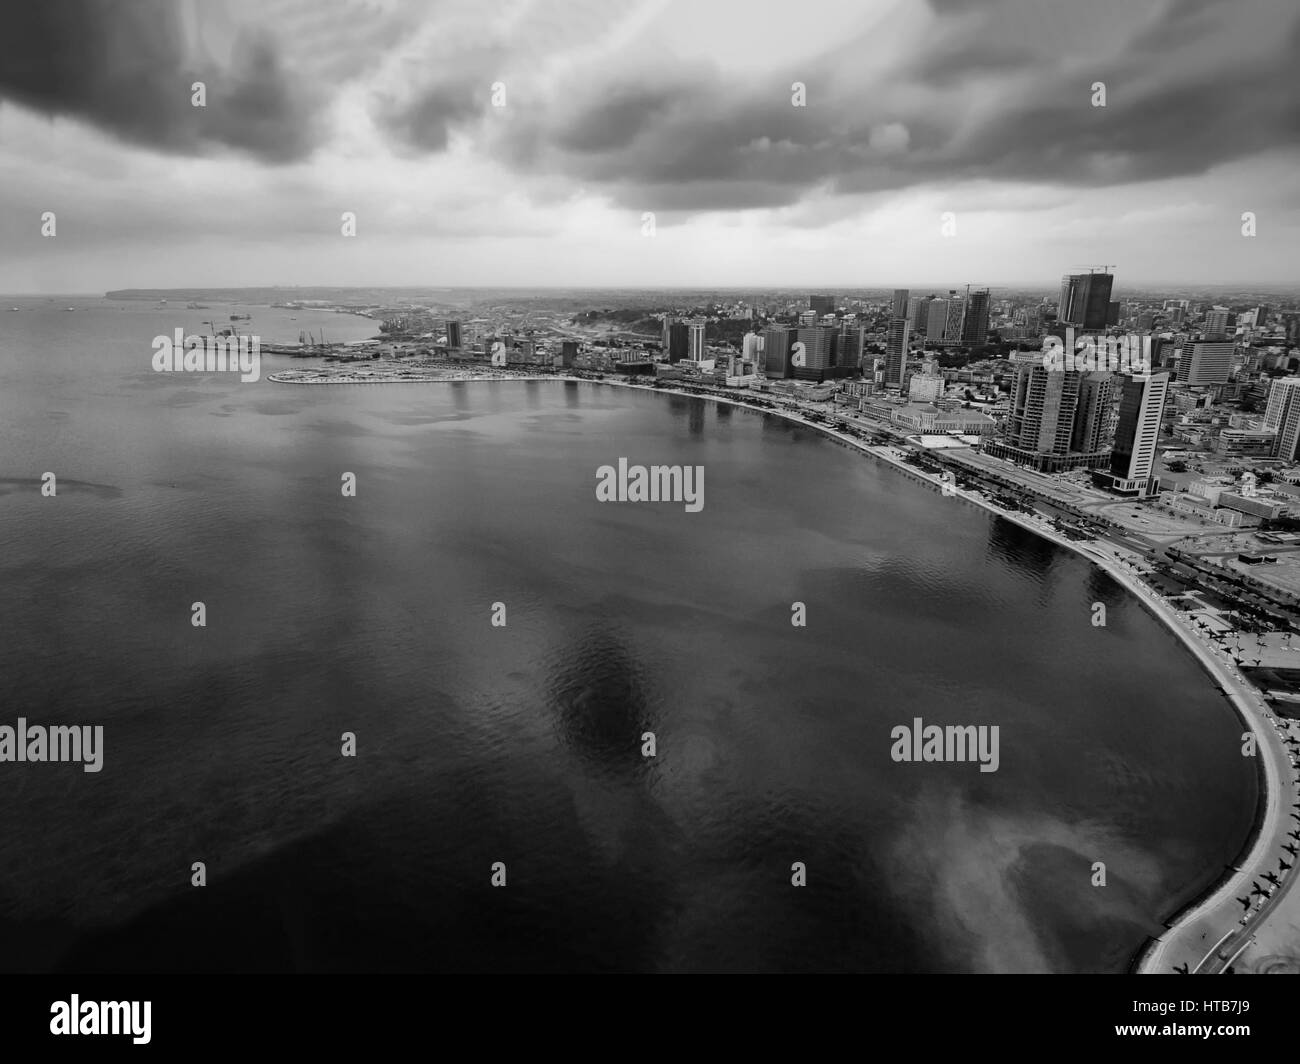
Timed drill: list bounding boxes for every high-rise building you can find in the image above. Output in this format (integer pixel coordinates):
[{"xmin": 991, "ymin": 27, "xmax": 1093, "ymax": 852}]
[
  {"xmin": 763, "ymin": 325, "xmax": 796, "ymax": 378},
  {"xmin": 742, "ymin": 331, "xmax": 762, "ymax": 363},
  {"xmin": 664, "ymin": 320, "xmax": 689, "ymax": 363},
  {"xmin": 1238, "ymin": 307, "xmax": 1266, "ymax": 329},
  {"xmin": 445, "ymin": 320, "xmax": 463, "ymax": 349},
  {"xmin": 1058, "ymin": 272, "xmax": 1115, "ymax": 330},
  {"xmin": 559, "ymin": 340, "xmax": 579, "ymax": 368},
  {"xmin": 981, "ymin": 355, "xmax": 1110, "ymax": 472},
  {"xmin": 962, "ymin": 289, "xmax": 990, "ymax": 344},
  {"xmin": 944, "ymin": 295, "xmax": 965, "ymax": 345},
  {"xmin": 926, "ymin": 299, "xmax": 948, "ymax": 342},
  {"xmin": 810, "ymin": 294, "xmax": 835, "ymax": 316},
  {"xmin": 1265, "ymin": 377, "xmax": 1300, "ymax": 461},
  {"xmin": 1071, "ymin": 372, "xmax": 1114, "ymax": 454},
  {"xmin": 837, "ymin": 324, "xmax": 864, "ymax": 370},
  {"xmin": 1006, "ymin": 358, "xmax": 1082, "ymax": 454},
  {"xmin": 891, "ymin": 289, "xmax": 910, "ymax": 318},
  {"xmin": 688, "ymin": 320, "xmax": 706, "ymax": 361},
  {"xmin": 912, "ymin": 296, "xmax": 935, "ymax": 335},
  {"xmin": 1180, "ymin": 341, "xmax": 1234, "ymax": 385},
  {"xmin": 885, "ymin": 318, "xmax": 910, "ymax": 389},
  {"xmin": 1106, "ymin": 301, "xmax": 1121, "ymax": 326},
  {"xmin": 1100, "ymin": 373, "xmax": 1170, "ymax": 495},
  {"xmin": 1203, "ymin": 309, "xmax": 1232, "ymax": 340},
  {"xmin": 792, "ymin": 326, "xmax": 835, "ymax": 380},
  {"xmin": 1149, "ymin": 336, "xmax": 1176, "ymax": 370}
]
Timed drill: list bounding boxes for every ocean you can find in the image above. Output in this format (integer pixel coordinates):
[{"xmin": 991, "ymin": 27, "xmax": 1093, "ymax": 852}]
[{"xmin": 0, "ymin": 297, "xmax": 1257, "ymax": 972}]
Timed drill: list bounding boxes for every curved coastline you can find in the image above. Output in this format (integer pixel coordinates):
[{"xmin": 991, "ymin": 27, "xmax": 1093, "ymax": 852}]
[{"xmin": 270, "ymin": 369, "xmax": 1292, "ymax": 970}]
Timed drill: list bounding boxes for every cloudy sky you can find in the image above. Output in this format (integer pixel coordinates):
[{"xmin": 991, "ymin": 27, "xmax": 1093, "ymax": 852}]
[{"xmin": 2, "ymin": 0, "xmax": 1297, "ymax": 293}]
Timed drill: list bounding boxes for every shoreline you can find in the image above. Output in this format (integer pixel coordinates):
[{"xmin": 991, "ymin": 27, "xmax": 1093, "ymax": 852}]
[{"xmin": 270, "ymin": 370, "xmax": 1292, "ymax": 969}]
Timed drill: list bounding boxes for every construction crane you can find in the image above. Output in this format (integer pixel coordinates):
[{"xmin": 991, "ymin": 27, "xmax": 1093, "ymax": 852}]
[{"xmin": 1067, "ymin": 264, "xmax": 1116, "ymax": 274}]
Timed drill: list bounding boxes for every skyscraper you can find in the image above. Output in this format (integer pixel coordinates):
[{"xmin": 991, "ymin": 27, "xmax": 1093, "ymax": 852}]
[
  {"xmin": 1203, "ymin": 309, "xmax": 1232, "ymax": 340},
  {"xmin": 1007, "ymin": 358, "xmax": 1081, "ymax": 454},
  {"xmin": 911, "ymin": 296, "xmax": 934, "ymax": 335},
  {"xmin": 1071, "ymin": 372, "xmax": 1114, "ymax": 454},
  {"xmin": 763, "ymin": 325, "xmax": 795, "ymax": 378},
  {"xmin": 982, "ymin": 354, "xmax": 1110, "ymax": 472},
  {"xmin": 1180, "ymin": 341, "xmax": 1234, "ymax": 385},
  {"xmin": 445, "ymin": 320, "xmax": 463, "ymax": 348},
  {"xmin": 793, "ymin": 326, "xmax": 835, "ymax": 380},
  {"xmin": 837, "ymin": 323, "xmax": 864, "ymax": 371},
  {"xmin": 891, "ymin": 289, "xmax": 910, "ymax": 318},
  {"xmin": 1058, "ymin": 272, "xmax": 1115, "ymax": 330},
  {"xmin": 1265, "ymin": 377, "xmax": 1300, "ymax": 461},
  {"xmin": 664, "ymin": 320, "xmax": 689, "ymax": 363},
  {"xmin": 1101, "ymin": 373, "xmax": 1170, "ymax": 495},
  {"xmin": 688, "ymin": 320, "xmax": 706, "ymax": 361},
  {"xmin": 961, "ymin": 289, "xmax": 990, "ymax": 344},
  {"xmin": 885, "ymin": 318, "xmax": 910, "ymax": 389},
  {"xmin": 810, "ymin": 294, "xmax": 835, "ymax": 316},
  {"xmin": 943, "ymin": 296, "xmax": 965, "ymax": 345},
  {"xmin": 926, "ymin": 299, "xmax": 948, "ymax": 342}
]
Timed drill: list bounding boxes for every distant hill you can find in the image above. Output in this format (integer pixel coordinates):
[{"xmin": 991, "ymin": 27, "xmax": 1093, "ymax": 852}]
[{"xmin": 103, "ymin": 287, "xmax": 439, "ymax": 304}]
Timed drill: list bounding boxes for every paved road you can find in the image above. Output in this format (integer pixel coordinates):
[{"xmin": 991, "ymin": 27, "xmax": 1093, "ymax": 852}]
[{"xmin": 1135, "ymin": 605, "xmax": 1300, "ymax": 974}]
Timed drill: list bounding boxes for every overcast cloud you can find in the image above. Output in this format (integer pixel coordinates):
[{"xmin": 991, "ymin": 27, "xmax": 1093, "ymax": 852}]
[{"xmin": 1, "ymin": 0, "xmax": 1297, "ymax": 291}]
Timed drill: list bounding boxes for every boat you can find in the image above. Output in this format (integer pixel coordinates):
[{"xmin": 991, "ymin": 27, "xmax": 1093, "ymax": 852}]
[
  {"xmin": 8, "ymin": 307, "xmax": 17, "ymax": 312},
  {"xmin": 64, "ymin": 306, "xmax": 75, "ymax": 312},
  {"xmin": 187, "ymin": 302, "xmax": 209, "ymax": 309}
]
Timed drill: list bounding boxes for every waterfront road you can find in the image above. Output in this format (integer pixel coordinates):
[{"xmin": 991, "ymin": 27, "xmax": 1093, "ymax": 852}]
[{"xmin": 1125, "ymin": 550, "xmax": 1300, "ymax": 974}]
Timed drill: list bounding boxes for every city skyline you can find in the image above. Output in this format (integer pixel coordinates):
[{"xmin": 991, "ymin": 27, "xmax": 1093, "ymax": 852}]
[{"xmin": 2, "ymin": 0, "xmax": 1298, "ymax": 292}]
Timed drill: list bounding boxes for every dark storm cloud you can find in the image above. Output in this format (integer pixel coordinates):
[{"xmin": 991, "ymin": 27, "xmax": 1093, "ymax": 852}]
[
  {"xmin": 375, "ymin": 78, "xmax": 491, "ymax": 154},
  {"xmin": 932, "ymin": 61, "xmax": 1300, "ymax": 190},
  {"xmin": 0, "ymin": 0, "xmax": 322, "ymax": 162},
  {"xmin": 899, "ymin": 34, "xmax": 1045, "ymax": 89},
  {"xmin": 482, "ymin": 0, "xmax": 1300, "ymax": 213},
  {"xmin": 372, "ymin": 37, "xmax": 512, "ymax": 155}
]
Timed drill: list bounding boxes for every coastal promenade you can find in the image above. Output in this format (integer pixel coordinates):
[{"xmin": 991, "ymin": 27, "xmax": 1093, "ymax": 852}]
[{"xmin": 267, "ymin": 368, "xmax": 1300, "ymax": 968}]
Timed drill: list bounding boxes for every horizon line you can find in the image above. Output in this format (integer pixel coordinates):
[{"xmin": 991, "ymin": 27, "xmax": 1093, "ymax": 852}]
[{"xmin": 6, "ymin": 282, "xmax": 1299, "ymax": 298}]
